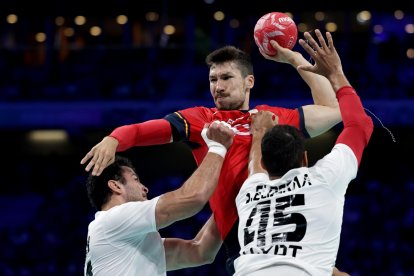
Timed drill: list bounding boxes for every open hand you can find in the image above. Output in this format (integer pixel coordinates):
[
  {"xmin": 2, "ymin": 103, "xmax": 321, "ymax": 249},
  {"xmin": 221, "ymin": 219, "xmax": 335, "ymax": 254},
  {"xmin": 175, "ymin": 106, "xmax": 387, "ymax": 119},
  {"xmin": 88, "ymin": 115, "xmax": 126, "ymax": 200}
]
[{"xmin": 80, "ymin": 136, "xmax": 119, "ymax": 176}]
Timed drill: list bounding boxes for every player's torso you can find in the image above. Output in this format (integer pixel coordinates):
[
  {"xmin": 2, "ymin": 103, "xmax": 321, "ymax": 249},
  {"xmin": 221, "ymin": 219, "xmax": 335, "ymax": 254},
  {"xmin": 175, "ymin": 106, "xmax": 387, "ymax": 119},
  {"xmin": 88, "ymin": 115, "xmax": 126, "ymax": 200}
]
[
  {"xmin": 85, "ymin": 207, "xmax": 166, "ymax": 276},
  {"xmin": 188, "ymin": 105, "xmax": 297, "ymax": 161},
  {"xmin": 235, "ymin": 168, "xmax": 343, "ymax": 272}
]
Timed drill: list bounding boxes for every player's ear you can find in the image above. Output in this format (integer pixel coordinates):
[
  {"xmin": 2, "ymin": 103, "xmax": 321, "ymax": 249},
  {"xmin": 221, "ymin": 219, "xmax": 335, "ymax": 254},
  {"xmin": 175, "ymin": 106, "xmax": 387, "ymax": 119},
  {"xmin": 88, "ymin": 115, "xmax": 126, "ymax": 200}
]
[
  {"xmin": 246, "ymin": 75, "xmax": 254, "ymax": 89},
  {"xmin": 108, "ymin": 180, "xmax": 122, "ymax": 194}
]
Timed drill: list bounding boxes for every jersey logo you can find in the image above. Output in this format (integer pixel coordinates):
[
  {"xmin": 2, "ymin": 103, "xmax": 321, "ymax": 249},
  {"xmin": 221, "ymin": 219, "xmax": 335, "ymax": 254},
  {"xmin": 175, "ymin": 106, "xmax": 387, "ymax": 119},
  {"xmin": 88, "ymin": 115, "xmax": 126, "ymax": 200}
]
[{"xmin": 218, "ymin": 111, "xmax": 258, "ymax": 136}]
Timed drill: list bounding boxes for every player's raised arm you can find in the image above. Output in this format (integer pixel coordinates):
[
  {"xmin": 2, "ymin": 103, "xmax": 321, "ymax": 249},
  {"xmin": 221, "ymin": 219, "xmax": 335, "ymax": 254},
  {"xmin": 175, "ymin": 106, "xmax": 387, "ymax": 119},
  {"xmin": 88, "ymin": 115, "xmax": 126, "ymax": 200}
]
[
  {"xmin": 248, "ymin": 111, "xmax": 278, "ymax": 176},
  {"xmin": 257, "ymin": 29, "xmax": 341, "ymax": 137},
  {"xmin": 155, "ymin": 121, "xmax": 234, "ymax": 229},
  {"xmin": 298, "ymin": 29, "xmax": 373, "ymax": 164},
  {"xmin": 164, "ymin": 215, "xmax": 223, "ymax": 270}
]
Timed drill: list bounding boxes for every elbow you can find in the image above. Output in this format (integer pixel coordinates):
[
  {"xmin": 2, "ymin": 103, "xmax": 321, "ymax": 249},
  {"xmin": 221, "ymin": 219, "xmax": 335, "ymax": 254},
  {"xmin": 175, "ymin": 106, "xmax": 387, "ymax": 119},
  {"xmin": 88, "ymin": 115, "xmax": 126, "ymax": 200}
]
[
  {"xmin": 191, "ymin": 190, "xmax": 210, "ymax": 205},
  {"xmin": 362, "ymin": 115, "xmax": 374, "ymax": 143},
  {"xmin": 198, "ymin": 251, "xmax": 216, "ymax": 265},
  {"xmin": 203, "ymin": 256, "xmax": 216, "ymax": 265},
  {"xmin": 348, "ymin": 115, "xmax": 374, "ymax": 145}
]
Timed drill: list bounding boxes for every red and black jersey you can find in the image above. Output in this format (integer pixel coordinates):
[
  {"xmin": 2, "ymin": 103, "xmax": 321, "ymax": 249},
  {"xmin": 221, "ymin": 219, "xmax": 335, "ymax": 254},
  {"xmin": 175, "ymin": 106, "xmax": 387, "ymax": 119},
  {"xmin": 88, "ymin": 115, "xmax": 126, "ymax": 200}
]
[{"xmin": 165, "ymin": 105, "xmax": 308, "ymax": 239}]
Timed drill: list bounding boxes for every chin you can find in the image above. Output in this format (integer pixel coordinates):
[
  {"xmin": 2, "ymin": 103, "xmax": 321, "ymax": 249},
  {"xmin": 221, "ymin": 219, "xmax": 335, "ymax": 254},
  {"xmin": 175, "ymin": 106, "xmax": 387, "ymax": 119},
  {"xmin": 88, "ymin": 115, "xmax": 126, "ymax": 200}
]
[
  {"xmin": 219, "ymin": 104, "xmax": 243, "ymax": 111},
  {"xmin": 216, "ymin": 103, "xmax": 231, "ymax": 110}
]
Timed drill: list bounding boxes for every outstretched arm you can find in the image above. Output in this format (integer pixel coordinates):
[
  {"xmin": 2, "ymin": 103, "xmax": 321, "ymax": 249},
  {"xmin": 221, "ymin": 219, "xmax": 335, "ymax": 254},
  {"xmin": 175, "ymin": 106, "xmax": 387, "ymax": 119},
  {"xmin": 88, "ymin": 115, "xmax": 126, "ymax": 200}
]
[
  {"xmin": 80, "ymin": 119, "xmax": 172, "ymax": 176},
  {"xmin": 164, "ymin": 215, "xmax": 223, "ymax": 270},
  {"xmin": 262, "ymin": 40, "xmax": 341, "ymax": 138},
  {"xmin": 298, "ymin": 29, "xmax": 373, "ymax": 165}
]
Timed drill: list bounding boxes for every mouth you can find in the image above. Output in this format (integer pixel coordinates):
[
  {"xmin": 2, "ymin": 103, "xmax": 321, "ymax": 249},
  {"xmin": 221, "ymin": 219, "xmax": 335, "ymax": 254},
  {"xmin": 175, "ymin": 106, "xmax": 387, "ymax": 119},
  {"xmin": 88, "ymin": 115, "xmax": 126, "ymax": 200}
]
[{"xmin": 216, "ymin": 94, "xmax": 227, "ymax": 101}]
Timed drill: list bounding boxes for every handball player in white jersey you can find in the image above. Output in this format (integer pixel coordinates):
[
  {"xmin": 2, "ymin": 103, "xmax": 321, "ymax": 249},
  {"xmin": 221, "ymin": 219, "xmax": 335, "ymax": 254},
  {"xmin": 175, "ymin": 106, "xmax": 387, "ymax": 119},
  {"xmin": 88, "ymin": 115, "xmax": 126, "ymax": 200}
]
[
  {"xmin": 234, "ymin": 29, "xmax": 373, "ymax": 276},
  {"xmin": 84, "ymin": 122, "xmax": 234, "ymax": 276}
]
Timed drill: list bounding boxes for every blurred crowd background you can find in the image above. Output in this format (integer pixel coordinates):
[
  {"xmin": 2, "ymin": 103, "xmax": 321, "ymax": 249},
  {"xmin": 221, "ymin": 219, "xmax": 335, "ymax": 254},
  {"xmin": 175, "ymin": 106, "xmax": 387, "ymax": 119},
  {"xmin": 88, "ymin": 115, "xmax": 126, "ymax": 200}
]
[{"xmin": 0, "ymin": 0, "xmax": 413, "ymax": 275}]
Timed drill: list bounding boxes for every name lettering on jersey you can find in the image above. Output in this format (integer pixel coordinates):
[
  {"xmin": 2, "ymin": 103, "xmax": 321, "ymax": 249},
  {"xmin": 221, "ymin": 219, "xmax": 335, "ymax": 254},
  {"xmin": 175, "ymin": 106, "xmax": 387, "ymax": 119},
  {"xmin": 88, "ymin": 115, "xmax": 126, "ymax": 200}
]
[
  {"xmin": 245, "ymin": 174, "xmax": 311, "ymax": 204},
  {"xmin": 241, "ymin": 244, "xmax": 302, "ymax": 257}
]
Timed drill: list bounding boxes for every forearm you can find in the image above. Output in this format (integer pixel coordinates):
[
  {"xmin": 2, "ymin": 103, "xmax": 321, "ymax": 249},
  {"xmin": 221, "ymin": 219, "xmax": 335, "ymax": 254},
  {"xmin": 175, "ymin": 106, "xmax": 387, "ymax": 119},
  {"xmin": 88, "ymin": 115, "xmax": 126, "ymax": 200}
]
[
  {"xmin": 109, "ymin": 119, "xmax": 172, "ymax": 151},
  {"xmin": 165, "ymin": 216, "xmax": 222, "ymax": 270},
  {"xmin": 156, "ymin": 152, "xmax": 224, "ymax": 229},
  {"xmin": 249, "ymin": 130, "xmax": 267, "ymax": 176},
  {"xmin": 336, "ymin": 86, "xmax": 373, "ymax": 165},
  {"xmin": 171, "ymin": 152, "xmax": 223, "ymax": 213}
]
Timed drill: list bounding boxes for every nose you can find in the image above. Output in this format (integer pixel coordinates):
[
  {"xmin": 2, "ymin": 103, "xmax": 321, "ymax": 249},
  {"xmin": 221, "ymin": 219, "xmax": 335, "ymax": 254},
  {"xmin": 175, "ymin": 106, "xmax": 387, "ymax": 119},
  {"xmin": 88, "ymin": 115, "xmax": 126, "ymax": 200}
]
[{"xmin": 215, "ymin": 79, "xmax": 224, "ymax": 92}]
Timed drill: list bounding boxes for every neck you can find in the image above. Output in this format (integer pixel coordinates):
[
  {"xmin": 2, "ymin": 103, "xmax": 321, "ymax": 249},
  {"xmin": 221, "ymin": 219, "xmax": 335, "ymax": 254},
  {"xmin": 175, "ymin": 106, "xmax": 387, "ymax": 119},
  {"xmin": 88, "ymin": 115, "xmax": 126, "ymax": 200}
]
[
  {"xmin": 269, "ymin": 175, "xmax": 281, "ymax": 180},
  {"xmin": 241, "ymin": 100, "xmax": 249, "ymax": 110},
  {"xmin": 101, "ymin": 197, "xmax": 124, "ymax": 211}
]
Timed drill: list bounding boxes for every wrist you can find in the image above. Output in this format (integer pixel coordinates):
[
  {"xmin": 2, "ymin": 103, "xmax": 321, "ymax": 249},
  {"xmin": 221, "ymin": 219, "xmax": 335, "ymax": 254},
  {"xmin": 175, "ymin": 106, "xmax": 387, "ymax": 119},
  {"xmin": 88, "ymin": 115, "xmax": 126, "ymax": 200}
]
[
  {"xmin": 201, "ymin": 126, "xmax": 228, "ymax": 158},
  {"xmin": 328, "ymin": 73, "xmax": 350, "ymax": 92},
  {"xmin": 252, "ymin": 128, "xmax": 268, "ymax": 136},
  {"xmin": 289, "ymin": 53, "xmax": 306, "ymax": 67},
  {"xmin": 207, "ymin": 142, "xmax": 227, "ymax": 158},
  {"xmin": 105, "ymin": 135, "xmax": 119, "ymax": 145}
]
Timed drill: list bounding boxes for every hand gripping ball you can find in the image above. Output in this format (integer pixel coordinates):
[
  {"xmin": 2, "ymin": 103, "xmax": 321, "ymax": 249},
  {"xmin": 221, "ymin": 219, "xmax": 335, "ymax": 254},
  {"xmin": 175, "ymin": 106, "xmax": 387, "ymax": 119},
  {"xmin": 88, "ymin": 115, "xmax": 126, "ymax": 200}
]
[{"xmin": 253, "ymin": 12, "xmax": 298, "ymax": 56}]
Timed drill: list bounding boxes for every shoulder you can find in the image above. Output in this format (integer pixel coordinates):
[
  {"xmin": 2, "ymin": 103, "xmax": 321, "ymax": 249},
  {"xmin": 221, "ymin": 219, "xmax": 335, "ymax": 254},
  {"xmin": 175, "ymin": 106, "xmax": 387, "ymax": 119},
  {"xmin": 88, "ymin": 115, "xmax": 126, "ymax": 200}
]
[
  {"xmin": 311, "ymin": 144, "xmax": 358, "ymax": 183},
  {"xmin": 239, "ymin": 173, "xmax": 269, "ymax": 193}
]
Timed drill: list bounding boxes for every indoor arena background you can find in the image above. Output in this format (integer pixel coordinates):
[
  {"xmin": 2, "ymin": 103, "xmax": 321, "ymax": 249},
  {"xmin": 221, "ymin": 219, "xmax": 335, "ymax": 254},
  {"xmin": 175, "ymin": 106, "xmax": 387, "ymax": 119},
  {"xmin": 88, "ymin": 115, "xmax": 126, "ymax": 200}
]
[{"xmin": 0, "ymin": 0, "xmax": 413, "ymax": 275}]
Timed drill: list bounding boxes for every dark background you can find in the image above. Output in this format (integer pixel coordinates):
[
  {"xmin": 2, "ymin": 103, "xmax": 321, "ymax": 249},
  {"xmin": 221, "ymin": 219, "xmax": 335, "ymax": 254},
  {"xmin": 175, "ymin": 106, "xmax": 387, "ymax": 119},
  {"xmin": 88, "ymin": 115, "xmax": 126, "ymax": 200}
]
[{"xmin": 0, "ymin": 0, "xmax": 413, "ymax": 275}]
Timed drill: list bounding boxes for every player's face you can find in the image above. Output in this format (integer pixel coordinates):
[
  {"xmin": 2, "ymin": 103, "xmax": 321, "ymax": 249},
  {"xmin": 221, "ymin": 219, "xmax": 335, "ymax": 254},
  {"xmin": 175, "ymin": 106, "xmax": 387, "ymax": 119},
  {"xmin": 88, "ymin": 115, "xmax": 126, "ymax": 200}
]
[
  {"xmin": 209, "ymin": 61, "xmax": 253, "ymax": 110},
  {"xmin": 121, "ymin": 167, "xmax": 149, "ymax": 202}
]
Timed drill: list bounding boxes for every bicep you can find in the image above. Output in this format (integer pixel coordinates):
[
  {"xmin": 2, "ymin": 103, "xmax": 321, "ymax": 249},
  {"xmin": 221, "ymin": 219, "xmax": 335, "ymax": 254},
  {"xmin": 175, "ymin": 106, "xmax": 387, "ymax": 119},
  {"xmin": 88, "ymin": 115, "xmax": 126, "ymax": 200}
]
[
  {"xmin": 155, "ymin": 191, "xmax": 187, "ymax": 230},
  {"xmin": 302, "ymin": 105, "xmax": 342, "ymax": 137}
]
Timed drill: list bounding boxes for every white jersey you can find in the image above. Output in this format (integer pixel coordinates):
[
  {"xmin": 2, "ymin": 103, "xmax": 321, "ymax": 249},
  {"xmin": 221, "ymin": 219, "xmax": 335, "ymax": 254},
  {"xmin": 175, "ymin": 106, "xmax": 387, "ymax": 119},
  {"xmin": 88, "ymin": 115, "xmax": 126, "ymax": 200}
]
[
  {"xmin": 234, "ymin": 144, "xmax": 358, "ymax": 276},
  {"xmin": 84, "ymin": 196, "xmax": 166, "ymax": 276}
]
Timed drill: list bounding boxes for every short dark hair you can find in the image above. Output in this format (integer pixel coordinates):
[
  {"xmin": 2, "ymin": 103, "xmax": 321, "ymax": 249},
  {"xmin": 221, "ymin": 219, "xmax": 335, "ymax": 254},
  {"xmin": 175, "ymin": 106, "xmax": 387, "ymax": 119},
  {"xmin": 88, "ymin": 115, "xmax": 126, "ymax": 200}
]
[
  {"xmin": 261, "ymin": 125, "xmax": 305, "ymax": 176},
  {"xmin": 205, "ymin": 45, "xmax": 253, "ymax": 77},
  {"xmin": 86, "ymin": 155, "xmax": 135, "ymax": 210}
]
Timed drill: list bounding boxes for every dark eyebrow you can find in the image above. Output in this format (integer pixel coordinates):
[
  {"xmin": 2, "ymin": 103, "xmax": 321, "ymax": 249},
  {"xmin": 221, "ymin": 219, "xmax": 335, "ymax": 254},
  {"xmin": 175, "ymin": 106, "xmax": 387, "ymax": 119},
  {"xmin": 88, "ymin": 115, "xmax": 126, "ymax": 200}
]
[{"xmin": 218, "ymin": 72, "xmax": 233, "ymax": 78}]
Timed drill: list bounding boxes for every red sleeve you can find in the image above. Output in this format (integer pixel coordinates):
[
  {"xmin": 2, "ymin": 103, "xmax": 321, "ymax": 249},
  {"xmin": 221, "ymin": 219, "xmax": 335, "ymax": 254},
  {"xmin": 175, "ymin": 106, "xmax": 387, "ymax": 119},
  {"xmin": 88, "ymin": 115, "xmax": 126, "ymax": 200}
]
[
  {"xmin": 335, "ymin": 86, "xmax": 374, "ymax": 166},
  {"xmin": 164, "ymin": 107, "xmax": 213, "ymax": 143},
  {"xmin": 109, "ymin": 119, "xmax": 172, "ymax": 152},
  {"xmin": 164, "ymin": 107, "xmax": 212, "ymax": 166}
]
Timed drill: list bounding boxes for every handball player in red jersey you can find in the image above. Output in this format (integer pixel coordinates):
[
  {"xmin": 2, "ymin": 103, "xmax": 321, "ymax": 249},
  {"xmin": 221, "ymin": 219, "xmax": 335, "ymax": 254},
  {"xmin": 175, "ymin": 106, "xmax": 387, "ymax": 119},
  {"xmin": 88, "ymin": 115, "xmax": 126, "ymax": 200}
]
[{"xmin": 81, "ymin": 40, "xmax": 342, "ymax": 274}]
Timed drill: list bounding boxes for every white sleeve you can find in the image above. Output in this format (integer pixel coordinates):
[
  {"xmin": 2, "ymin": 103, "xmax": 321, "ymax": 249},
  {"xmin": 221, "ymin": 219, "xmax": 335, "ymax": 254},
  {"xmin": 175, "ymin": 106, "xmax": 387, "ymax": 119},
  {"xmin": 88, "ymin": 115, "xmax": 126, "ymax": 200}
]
[
  {"xmin": 310, "ymin": 143, "xmax": 358, "ymax": 196},
  {"xmin": 103, "ymin": 196, "xmax": 161, "ymax": 239}
]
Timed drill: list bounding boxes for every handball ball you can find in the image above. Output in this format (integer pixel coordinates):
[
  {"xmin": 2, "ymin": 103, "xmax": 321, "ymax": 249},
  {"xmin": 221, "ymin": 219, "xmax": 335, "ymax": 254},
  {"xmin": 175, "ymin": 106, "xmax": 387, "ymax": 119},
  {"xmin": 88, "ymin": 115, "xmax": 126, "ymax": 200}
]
[{"xmin": 253, "ymin": 12, "xmax": 298, "ymax": 56}]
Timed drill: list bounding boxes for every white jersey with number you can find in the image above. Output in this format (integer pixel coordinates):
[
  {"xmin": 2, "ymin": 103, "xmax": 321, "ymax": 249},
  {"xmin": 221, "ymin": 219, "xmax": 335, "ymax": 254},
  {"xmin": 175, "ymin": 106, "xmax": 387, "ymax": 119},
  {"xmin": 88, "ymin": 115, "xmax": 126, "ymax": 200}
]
[
  {"xmin": 84, "ymin": 196, "xmax": 166, "ymax": 276},
  {"xmin": 234, "ymin": 144, "xmax": 358, "ymax": 276}
]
